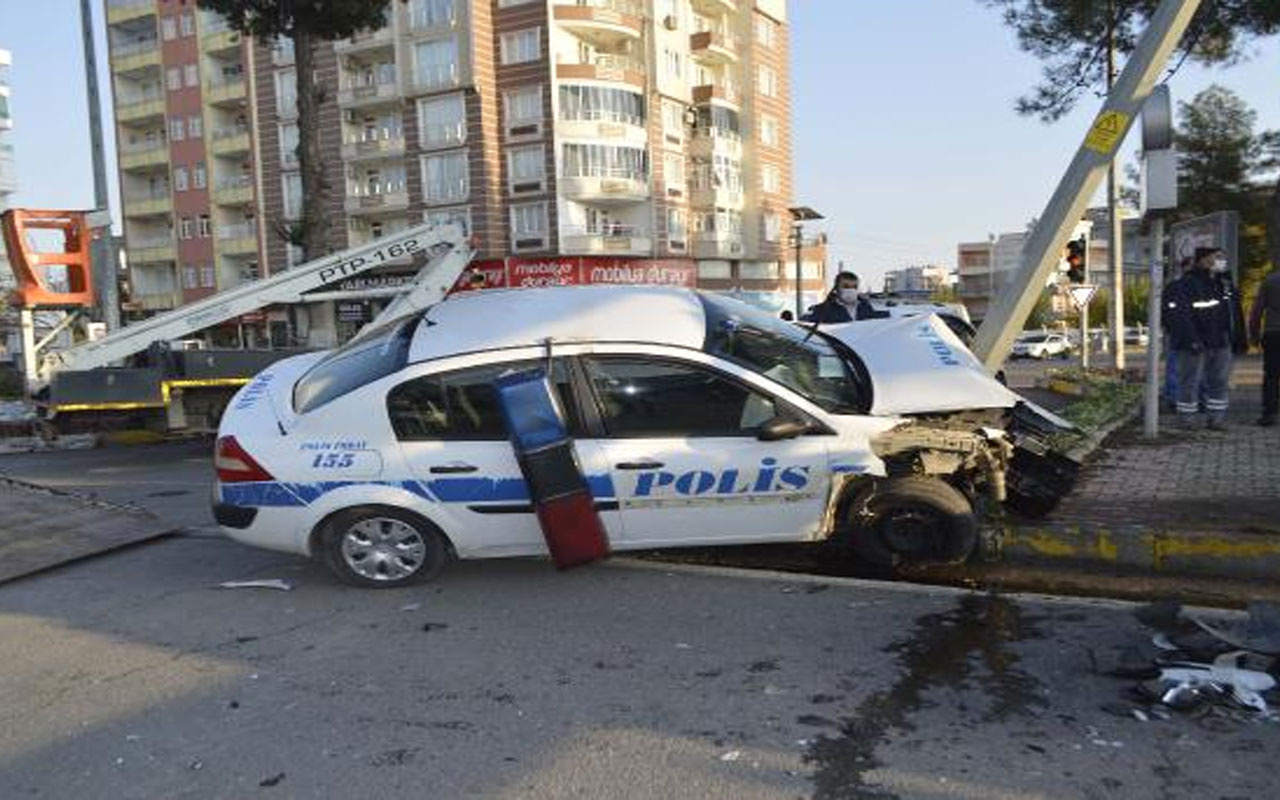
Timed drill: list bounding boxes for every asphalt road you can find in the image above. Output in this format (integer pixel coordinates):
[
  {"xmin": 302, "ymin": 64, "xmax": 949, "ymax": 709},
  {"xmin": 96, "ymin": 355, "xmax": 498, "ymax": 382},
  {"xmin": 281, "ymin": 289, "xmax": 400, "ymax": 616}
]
[{"xmin": 2, "ymin": 439, "xmax": 1278, "ymax": 798}]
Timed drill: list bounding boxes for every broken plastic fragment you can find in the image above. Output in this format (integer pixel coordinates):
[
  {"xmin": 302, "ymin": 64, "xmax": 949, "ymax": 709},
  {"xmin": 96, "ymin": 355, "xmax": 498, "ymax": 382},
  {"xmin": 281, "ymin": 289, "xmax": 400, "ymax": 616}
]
[
  {"xmin": 218, "ymin": 579, "xmax": 294, "ymax": 591},
  {"xmin": 720, "ymin": 750, "xmax": 742, "ymax": 762}
]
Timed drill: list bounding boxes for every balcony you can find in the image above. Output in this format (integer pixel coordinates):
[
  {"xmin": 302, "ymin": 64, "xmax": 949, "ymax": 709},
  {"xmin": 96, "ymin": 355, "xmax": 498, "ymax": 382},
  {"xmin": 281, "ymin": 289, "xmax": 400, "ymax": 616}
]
[
  {"xmin": 553, "ymin": 1, "xmax": 643, "ymax": 49},
  {"xmin": 123, "ymin": 191, "xmax": 172, "ymax": 218},
  {"xmin": 217, "ymin": 223, "xmax": 258, "ymax": 255},
  {"xmin": 688, "ymin": 127, "xmax": 741, "ymax": 159},
  {"xmin": 555, "ymin": 54, "xmax": 645, "ymax": 89},
  {"xmin": 129, "ymin": 238, "xmax": 176, "ymax": 263},
  {"xmin": 341, "ymin": 129, "xmax": 406, "ymax": 161},
  {"xmin": 111, "ymin": 39, "xmax": 161, "ymax": 73},
  {"xmin": 560, "ymin": 170, "xmax": 649, "ymax": 205},
  {"xmin": 692, "ymin": 231, "xmax": 745, "ymax": 260},
  {"xmin": 211, "ymin": 126, "xmax": 251, "ymax": 155},
  {"xmin": 203, "ymin": 28, "xmax": 243, "ymax": 56},
  {"xmin": 212, "ymin": 175, "xmax": 253, "ymax": 205},
  {"xmin": 107, "ymin": 0, "xmax": 155, "ymax": 24},
  {"xmin": 692, "ymin": 83, "xmax": 740, "ymax": 107},
  {"xmin": 689, "ymin": 182, "xmax": 744, "ymax": 210},
  {"xmin": 689, "ymin": 31, "xmax": 738, "ymax": 65},
  {"xmin": 334, "ymin": 27, "xmax": 394, "ymax": 55},
  {"xmin": 337, "ymin": 78, "xmax": 400, "ymax": 108},
  {"xmin": 119, "ymin": 140, "xmax": 168, "ymax": 171},
  {"xmin": 561, "ymin": 225, "xmax": 652, "ymax": 257},
  {"xmin": 116, "ymin": 93, "xmax": 166, "ymax": 123},
  {"xmin": 690, "ymin": 0, "xmax": 736, "ymax": 17},
  {"xmin": 204, "ymin": 75, "xmax": 247, "ymax": 106},
  {"xmin": 344, "ymin": 179, "xmax": 410, "ymax": 214}
]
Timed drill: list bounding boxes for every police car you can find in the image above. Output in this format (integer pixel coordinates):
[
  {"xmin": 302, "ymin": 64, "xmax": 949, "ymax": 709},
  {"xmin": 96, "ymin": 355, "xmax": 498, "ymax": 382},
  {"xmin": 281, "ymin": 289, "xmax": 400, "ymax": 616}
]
[{"xmin": 213, "ymin": 286, "xmax": 1075, "ymax": 587}]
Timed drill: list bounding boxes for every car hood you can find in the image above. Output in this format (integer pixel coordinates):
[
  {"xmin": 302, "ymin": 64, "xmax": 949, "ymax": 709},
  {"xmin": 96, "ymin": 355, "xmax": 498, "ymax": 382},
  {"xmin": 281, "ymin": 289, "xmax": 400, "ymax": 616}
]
[{"xmin": 819, "ymin": 314, "xmax": 1023, "ymax": 415}]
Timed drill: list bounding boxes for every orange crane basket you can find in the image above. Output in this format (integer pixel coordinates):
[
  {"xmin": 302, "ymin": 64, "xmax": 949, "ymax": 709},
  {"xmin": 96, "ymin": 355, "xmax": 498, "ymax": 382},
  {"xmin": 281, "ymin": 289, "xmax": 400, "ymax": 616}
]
[{"xmin": 1, "ymin": 208, "xmax": 97, "ymax": 308}]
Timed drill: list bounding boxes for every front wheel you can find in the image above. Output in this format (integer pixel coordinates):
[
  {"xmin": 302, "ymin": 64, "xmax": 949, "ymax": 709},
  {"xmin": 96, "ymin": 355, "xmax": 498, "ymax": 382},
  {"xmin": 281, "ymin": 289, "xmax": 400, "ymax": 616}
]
[
  {"xmin": 848, "ymin": 476, "xmax": 978, "ymax": 567},
  {"xmin": 319, "ymin": 507, "xmax": 448, "ymax": 588}
]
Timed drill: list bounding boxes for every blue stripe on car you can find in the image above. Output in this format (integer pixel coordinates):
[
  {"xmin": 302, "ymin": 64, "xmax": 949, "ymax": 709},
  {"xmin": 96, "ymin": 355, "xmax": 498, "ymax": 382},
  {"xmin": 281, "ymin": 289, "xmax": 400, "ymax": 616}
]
[{"xmin": 220, "ymin": 474, "xmax": 616, "ymax": 509}]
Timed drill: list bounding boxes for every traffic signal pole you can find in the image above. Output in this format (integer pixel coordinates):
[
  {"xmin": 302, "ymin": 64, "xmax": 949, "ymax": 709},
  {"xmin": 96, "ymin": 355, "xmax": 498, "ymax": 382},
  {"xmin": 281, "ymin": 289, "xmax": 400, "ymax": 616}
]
[{"xmin": 972, "ymin": 0, "xmax": 1202, "ymax": 370}]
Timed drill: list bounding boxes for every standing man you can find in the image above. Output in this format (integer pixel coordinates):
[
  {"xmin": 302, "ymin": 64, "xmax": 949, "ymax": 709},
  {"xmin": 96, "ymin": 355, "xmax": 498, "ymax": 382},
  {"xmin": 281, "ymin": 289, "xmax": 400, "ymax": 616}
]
[
  {"xmin": 1249, "ymin": 266, "xmax": 1280, "ymax": 427},
  {"xmin": 802, "ymin": 272, "xmax": 890, "ymax": 324},
  {"xmin": 1164, "ymin": 247, "xmax": 1240, "ymax": 430}
]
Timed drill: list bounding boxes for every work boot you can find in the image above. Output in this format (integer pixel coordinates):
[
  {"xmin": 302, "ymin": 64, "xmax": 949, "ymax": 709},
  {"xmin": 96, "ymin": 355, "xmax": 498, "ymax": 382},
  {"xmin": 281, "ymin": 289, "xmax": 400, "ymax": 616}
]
[
  {"xmin": 1259, "ymin": 415, "xmax": 1277, "ymax": 428},
  {"xmin": 1207, "ymin": 417, "xmax": 1229, "ymax": 432}
]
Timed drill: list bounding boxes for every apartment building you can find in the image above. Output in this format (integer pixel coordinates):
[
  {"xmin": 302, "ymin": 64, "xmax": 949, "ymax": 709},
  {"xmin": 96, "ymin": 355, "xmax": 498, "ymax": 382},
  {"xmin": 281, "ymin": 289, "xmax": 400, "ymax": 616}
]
[
  {"xmin": 882, "ymin": 264, "xmax": 954, "ymax": 299},
  {"xmin": 107, "ymin": 0, "xmax": 807, "ymax": 347}
]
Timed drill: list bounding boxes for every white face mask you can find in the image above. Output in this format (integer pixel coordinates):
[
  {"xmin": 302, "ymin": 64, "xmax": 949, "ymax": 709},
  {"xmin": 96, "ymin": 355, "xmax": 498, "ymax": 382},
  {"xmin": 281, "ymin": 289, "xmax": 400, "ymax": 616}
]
[
  {"xmin": 838, "ymin": 288, "xmax": 860, "ymax": 304},
  {"xmin": 1210, "ymin": 256, "xmax": 1229, "ymax": 273}
]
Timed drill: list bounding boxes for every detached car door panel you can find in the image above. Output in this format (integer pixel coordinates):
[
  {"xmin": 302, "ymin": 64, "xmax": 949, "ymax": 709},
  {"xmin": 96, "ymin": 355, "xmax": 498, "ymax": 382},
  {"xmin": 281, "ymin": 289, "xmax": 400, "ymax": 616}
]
[{"xmin": 582, "ymin": 356, "xmax": 830, "ymax": 547}]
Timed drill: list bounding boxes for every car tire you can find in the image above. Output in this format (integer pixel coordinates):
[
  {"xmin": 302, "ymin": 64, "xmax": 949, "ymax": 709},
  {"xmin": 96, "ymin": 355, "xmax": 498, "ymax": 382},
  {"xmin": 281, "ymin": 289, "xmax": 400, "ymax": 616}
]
[
  {"xmin": 319, "ymin": 506, "xmax": 448, "ymax": 588},
  {"xmin": 848, "ymin": 476, "xmax": 978, "ymax": 567}
]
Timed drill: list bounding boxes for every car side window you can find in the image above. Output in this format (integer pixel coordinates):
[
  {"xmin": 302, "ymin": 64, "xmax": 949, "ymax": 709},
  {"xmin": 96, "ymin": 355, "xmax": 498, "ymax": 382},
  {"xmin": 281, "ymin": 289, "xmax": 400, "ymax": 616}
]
[
  {"xmin": 583, "ymin": 357, "xmax": 777, "ymax": 438},
  {"xmin": 388, "ymin": 360, "xmax": 578, "ymax": 441}
]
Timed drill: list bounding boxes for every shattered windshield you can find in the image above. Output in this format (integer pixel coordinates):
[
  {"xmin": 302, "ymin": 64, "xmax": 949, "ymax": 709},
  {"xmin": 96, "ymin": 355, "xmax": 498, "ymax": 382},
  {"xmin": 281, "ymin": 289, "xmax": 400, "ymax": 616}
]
[{"xmin": 698, "ymin": 293, "xmax": 869, "ymax": 414}]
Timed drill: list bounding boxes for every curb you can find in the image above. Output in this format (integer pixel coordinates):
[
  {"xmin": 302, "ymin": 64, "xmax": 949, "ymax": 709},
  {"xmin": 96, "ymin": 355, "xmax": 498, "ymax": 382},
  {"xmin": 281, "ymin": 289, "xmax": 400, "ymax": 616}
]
[{"xmin": 987, "ymin": 523, "xmax": 1280, "ymax": 582}]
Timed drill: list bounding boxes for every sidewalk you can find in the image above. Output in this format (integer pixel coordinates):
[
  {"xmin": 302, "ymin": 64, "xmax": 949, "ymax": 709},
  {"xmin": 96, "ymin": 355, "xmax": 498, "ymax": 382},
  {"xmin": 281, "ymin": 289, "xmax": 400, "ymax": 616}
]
[{"xmin": 997, "ymin": 354, "xmax": 1280, "ymax": 580}]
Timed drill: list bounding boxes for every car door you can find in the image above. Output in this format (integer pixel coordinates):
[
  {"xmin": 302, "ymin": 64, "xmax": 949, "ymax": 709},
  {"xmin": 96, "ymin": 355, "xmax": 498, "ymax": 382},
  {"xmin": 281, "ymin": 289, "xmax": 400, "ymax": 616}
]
[
  {"xmin": 388, "ymin": 357, "xmax": 619, "ymax": 556},
  {"xmin": 580, "ymin": 354, "xmax": 831, "ymax": 548}
]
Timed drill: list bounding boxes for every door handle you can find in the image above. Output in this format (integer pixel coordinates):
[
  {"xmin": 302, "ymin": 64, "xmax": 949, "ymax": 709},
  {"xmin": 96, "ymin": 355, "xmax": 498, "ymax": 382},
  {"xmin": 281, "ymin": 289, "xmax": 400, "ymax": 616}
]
[
  {"xmin": 615, "ymin": 461, "xmax": 664, "ymax": 470},
  {"xmin": 429, "ymin": 464, "xmax": 478, "ymax": 474}
]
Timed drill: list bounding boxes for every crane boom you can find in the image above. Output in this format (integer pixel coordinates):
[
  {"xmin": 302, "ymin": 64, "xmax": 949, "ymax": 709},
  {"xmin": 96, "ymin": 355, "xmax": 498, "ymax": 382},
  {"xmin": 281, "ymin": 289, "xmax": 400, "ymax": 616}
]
[{"xmin": 35, "ymin": 222, "xmax": 470, "ymax": 386}]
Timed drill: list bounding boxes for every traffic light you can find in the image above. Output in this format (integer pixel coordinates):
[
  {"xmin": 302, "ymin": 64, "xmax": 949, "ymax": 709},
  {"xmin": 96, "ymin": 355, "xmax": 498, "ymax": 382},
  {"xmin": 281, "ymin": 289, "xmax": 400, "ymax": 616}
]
[{"xmin": 1065, "ymin": 235, "xmax": 1087, "ymax": 283}]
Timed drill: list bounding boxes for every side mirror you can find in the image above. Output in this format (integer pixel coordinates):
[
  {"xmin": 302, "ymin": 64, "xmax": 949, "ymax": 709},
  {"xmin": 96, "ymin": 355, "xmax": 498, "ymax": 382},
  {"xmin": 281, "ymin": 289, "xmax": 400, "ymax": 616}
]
[{"xmin": 757, "ymin": 415, "xmax": 808, "ymax": 441}]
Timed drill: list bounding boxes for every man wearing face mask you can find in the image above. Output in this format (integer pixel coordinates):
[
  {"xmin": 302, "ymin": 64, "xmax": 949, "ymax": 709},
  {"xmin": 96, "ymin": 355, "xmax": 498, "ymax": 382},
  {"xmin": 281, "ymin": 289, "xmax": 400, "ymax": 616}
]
[
  {"xmin": 802, "ymin": 271, "xmax": 890, "ymax": 324},
  {"xmin": 1164, "ymin": 247, "xmax": 1243, "ymax": 430}
]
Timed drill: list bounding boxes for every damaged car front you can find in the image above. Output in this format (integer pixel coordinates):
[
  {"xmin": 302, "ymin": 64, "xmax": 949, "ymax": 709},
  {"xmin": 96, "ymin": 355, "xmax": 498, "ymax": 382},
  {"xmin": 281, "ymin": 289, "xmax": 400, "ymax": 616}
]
[{"xmin": 788, "ymin": 310, "xmax": 1079, "ymax": 566}]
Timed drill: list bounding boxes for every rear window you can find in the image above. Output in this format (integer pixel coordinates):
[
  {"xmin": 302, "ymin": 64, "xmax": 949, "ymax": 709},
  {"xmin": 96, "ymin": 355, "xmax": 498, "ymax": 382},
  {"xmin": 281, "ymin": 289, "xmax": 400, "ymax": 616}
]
[{"xmin": 293, "ymin": 315, "xmax": 418, "ymax": 414}]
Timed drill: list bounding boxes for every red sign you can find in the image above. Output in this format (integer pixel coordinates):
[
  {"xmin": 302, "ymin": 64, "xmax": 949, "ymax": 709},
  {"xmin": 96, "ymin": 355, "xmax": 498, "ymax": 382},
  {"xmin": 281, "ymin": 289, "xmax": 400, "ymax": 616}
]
[{"xmin": 449, "ymin": 257, "xmax": 696, "ymax": 294}]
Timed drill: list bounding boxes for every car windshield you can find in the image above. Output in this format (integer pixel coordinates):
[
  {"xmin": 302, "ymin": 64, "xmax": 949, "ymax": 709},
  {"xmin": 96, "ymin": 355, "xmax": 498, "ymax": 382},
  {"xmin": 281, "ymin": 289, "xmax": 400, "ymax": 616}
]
[
  {"xmin": 293, "ymin": 314, "xmax": 419, "ymax": 413},
  {"xmin": 698, "ymin": 293, "xmax": 868, "ymax": 414}
]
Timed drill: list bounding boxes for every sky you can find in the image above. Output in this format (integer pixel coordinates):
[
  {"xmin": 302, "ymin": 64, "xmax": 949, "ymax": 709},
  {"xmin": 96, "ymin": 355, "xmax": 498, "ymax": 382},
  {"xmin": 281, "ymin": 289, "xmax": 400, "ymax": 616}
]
[{"xmin": 2, "ymin": 0, "xmax": 1278, "ymax": 291}]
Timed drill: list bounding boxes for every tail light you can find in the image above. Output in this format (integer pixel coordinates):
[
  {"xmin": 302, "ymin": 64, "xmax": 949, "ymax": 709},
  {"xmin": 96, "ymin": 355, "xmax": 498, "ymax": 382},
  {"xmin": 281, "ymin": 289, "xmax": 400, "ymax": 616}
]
[{"xmin": 215, "ymin": 436, "xmax": 275, "ymax": 483}]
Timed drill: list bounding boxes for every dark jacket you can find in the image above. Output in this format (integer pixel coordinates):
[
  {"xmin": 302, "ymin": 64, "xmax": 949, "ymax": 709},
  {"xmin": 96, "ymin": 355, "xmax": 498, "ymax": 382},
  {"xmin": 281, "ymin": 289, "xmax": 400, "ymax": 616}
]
[
  {"xmin": 1164, "ymin": 270, "xmax": 1242, "ymax": 352},
  {"xmin": 802, "ymin": 294, "xmax": 890, "ymax": 324}
]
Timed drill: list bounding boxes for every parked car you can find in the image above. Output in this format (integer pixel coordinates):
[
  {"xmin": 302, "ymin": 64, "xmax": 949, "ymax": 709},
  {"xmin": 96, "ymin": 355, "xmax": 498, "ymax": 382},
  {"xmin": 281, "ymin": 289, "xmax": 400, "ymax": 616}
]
[
  {"xmin": 214, "ymin": 286, "xmax": 1077, "ymax": 587},
  {"xmin": 1011, "ymin": 332, "xmax": 1073, "ymax": 359},
  {"xmin": 1125, "ymin": 326, "xmax": 1150, "ymax": 347}
]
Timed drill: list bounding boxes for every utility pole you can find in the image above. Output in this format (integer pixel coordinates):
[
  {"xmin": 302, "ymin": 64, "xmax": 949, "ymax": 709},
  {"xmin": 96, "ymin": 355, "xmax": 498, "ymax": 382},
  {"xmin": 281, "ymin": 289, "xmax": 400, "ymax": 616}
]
[
  {"xmin": 80, "ymin": 0, "xmax": 119, "ymax": 333},
  {"xmin": 1107, "ymin": 3, "xmax": 1126, "ymax": 370},
  {"xmin": 972, "ymin": 0, "xmax": 1202, "ymax": 370}
]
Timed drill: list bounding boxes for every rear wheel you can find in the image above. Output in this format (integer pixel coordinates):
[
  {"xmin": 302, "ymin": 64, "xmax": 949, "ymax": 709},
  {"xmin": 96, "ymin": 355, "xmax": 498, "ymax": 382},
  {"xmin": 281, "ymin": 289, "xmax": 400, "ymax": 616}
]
[
  {"xmin": 848, "ymin": 476, "xmax": 978, "ymax": 567},
  {"xmin": 319, "ymin": 507, "xmax": 447, "ymax": 588}
]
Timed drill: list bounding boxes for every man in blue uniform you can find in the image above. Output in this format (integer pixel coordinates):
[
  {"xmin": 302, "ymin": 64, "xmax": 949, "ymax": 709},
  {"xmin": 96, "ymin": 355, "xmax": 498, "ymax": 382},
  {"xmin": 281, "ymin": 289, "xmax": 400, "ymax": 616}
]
[{"xmin": 1164, "ymin": 247, "xmax": 1244, "ymax": 430}]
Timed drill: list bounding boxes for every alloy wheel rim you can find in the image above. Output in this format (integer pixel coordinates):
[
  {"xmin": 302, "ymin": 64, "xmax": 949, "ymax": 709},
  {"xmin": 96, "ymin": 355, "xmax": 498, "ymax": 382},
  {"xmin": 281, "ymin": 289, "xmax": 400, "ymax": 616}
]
[{"xmin": 341, "ymin": 517, "xmax": 427, "ymax": 581}]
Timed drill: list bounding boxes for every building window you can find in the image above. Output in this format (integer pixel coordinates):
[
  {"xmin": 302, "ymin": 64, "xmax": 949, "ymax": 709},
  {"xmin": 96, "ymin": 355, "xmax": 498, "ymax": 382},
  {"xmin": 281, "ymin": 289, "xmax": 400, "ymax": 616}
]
[
  {"xmin": 425, "ymin": 206, "xmax": 472, "ymax": 237},
  {"xmin": 510, "ymin": 202, "xmax": 548, "ymax": 250},
  {"xmin": 762, "ymin": 163, "xmax": 780, "ymax": 194},
  {"xmin": 413, "ymin": 37, "xmax": 458, "ymax": 89},
  {"xmin": 182, "ymin": 264, "xmax": 198, "ymax": 288},
  {"xmin": 558, "ymin": 85, "xmax": 644, "ymax": 126},
  {"xmin": 417, "ymin": 94, "xmax": 466, "ymax": 148},
  {"xmin": 275, "ymin": 70, "xmax": 297, "ymax": 116},
  {"xmin": 198, "ymin": 214, "xmax": 211, "ymax": 238},
  {"xmin": 174, "ymin": 166, "xmax": 189, "ymax": 192},
  {"xmin": 161, "ymin": 17, "xmax": 177, "ymax": 41},
  {"xmin": 664, "ymin": 48, "xmax": 681, "ymax": 81},
  {"xmin": 503, "ymin": 85, "xmax": 543, "ymax": 137},
  {"xmin": 561, "ymin": 144, "xmax": 647, "ymax": 180},
  {"xmin": 179, "ymin": 217, "xmax": 192, "ymax": 239},
  {"xmin": 168, "ymin": 117, "xmax": 185, "ymax": 141},
  {"xmin": 507, "ymin": 145, "xmax": 544, "ymax": 194},
  {"xmin": 497, "ymin": 0, "xmax": 537, "ymax": 6},
  {"xmin": 411, "ymin": 0, "xmax": 455, "ymax": 30},
  {"xmin": 183, "ymin": 63, "xmax": 199, "ymax": 88},
  {"xmin": 760, "ymin": 115, "xmax": 778, "ymax": 147},
  {"xmin": 283, "ymin": 173, "xmax": 303, "ymax": 219},
  {"xmin": 757, "ymin": 64, "xmax": 778, "ymax": 98},
  {"xmin": 193, "ymin": 162, "xmax": 207, "ymax": 189},
  {"xmin": 764, "ymin": 211, "xmax": 781, "ymax": 242},
  {"xmin": 755, "ymin": 16, "xmax": 776, "ymax": 47},
  {"xmin": 421, "ymin": 151, "xmax": 469, "ymax": 205},
  {"xmin": 200, "ymin": 264, "xmax": 216, "ymax": 288},
  {"xmin": 662, "ymin": 100, "xmax": 685, "ymax": 143},
  {"xmin": 664, "ymin": 153, "xmax": 684, "ymax": 195},
  {"xmin": 188, "ymin": 115, "xmax": 202, "ymax": 138},
  {"xmin": 500, "ymin": 28, "xmax": 541, "ymax": 65},
  {"xmin": 279, "ymin": 122, "xmax": 299, "ymax": 166},
  {"xmin": 180, "ymin": 12, "xmax": 195, "ymax": 37},
  {"xmin": 166, "ymin": 67, "xmax": 182, "ymax": 91},
  {"xmin": 667, "ymin": 208, "xmax": 686, "ymax": 251}
]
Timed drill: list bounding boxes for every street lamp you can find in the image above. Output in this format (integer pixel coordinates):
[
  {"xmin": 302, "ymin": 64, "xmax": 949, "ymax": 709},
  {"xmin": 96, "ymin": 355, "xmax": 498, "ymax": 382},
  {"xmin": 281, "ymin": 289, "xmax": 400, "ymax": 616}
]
[{"xmin": 788, "ymin": 206, "xmax": 823, "ymax": 319}]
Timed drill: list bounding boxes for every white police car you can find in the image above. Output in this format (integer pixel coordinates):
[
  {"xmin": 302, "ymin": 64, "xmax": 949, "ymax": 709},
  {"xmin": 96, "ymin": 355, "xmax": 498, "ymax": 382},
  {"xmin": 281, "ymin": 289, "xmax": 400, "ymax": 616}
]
[{"xmin": 213, "ymin": 286, "xmax": 1075, "ymax": 587}]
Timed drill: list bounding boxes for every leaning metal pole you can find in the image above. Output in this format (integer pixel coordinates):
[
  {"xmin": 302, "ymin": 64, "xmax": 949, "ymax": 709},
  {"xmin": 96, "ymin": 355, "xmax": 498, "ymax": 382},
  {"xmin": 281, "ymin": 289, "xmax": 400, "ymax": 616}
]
[{"xmin": 973, "ymin": 0, "xmax": 1202, "ymax": 370}]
